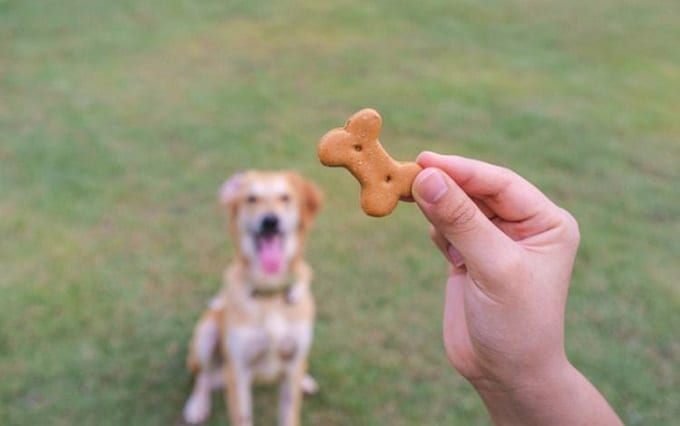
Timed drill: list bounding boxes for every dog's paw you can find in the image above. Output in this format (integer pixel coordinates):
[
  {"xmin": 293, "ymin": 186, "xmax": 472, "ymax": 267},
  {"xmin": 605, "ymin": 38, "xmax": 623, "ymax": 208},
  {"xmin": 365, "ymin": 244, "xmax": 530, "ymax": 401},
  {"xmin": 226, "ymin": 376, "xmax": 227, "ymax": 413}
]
[
  {"xmin": 302, "ymin": 374, "xmax": 319, "ymax": 395},
  {"xmin": 183, "ymin": 392, "xmax": 211, "ymax": 424}
]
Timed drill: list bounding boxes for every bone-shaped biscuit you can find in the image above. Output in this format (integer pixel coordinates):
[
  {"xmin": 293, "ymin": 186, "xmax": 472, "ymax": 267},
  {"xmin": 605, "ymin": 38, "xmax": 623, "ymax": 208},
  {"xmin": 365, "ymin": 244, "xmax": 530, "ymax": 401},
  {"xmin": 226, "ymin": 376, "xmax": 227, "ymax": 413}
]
[{"xmin": 317, "ymin": 108, "xmax": 422, "ymax": 217}]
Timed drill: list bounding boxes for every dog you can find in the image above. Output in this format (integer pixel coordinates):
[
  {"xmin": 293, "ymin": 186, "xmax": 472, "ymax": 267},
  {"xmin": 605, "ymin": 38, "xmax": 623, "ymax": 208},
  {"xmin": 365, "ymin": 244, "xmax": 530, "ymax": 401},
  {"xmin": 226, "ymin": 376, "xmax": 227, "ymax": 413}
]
[{"xmin": 183, "ymin": 171, "xmax": 323, "ymax": 425}]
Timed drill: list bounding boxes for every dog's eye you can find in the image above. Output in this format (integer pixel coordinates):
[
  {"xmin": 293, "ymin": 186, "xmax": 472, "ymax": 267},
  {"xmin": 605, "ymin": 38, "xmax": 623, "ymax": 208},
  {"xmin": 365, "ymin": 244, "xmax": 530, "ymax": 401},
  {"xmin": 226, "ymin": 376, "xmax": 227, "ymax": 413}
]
[
  {"xmin": 247, "ymin": 195, "xmax": 258, "ymax": 204},
  {"xmin": 280, "ymin": 194, "xmax": 290, "ymax": 203}
]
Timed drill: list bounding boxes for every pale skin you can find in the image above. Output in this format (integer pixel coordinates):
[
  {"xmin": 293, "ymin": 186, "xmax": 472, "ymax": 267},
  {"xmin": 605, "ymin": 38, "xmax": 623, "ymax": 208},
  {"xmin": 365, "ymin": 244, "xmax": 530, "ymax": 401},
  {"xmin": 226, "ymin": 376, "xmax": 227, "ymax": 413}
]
[{"xmin": 410, "ymin": 151, "xmax": 622, "ymax": 426}]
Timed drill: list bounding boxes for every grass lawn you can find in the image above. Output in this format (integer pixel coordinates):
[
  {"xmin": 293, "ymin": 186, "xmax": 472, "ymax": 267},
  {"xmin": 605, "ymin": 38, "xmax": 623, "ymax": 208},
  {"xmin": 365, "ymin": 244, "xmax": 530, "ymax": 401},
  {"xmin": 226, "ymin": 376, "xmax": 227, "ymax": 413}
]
[{"xmin": 1, "ymin": 0, "xmax": 678, "ymax": 424}]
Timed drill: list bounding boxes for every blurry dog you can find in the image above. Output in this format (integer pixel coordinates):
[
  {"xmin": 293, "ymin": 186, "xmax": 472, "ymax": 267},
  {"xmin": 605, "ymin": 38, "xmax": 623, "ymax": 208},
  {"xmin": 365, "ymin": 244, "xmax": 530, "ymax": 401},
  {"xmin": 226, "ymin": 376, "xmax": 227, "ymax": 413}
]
[{"xmin": 183, "ymin": 171, "xmax": 323, "ymax": 425}]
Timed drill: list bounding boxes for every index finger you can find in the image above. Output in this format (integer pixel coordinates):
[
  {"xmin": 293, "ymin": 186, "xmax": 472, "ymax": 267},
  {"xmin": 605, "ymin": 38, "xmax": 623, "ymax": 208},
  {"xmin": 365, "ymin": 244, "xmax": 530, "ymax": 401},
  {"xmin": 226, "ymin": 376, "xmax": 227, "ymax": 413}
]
[{"xmin": 416, "ymin": 151, "xmax": 558, "ymax": 222}]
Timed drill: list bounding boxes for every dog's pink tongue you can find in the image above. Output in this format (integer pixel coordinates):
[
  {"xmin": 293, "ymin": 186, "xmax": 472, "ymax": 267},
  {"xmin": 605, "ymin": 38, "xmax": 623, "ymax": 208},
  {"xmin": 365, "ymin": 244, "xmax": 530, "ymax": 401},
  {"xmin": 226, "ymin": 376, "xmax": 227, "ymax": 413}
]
[{"xmin": 259, "ymin": 236, "xmax": 283, "ymax": 275}]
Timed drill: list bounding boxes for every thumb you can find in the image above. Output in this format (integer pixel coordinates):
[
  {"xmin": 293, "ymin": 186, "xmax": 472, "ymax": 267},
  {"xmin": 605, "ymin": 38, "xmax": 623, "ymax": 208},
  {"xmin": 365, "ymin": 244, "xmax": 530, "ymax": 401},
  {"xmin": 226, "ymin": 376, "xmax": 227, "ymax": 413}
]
[{"xmin": 412, "ymin": 168, "xmax": 517, "ymax": 275}]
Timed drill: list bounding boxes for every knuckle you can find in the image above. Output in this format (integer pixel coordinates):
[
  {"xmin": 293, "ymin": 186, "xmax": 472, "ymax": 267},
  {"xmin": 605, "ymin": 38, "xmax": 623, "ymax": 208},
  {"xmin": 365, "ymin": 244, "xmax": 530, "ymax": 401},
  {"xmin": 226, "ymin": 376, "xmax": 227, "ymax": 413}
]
[
  {"xmin": 494, "ymin": 166, "xmax": 517, "ymax": 187},
  {"xmin": 495, "ymin": 166, "xmax": 515, "ymax": 180},
  {"xmin": 558, "ymin": 208, "xmax": 581, "ymax": 247}
]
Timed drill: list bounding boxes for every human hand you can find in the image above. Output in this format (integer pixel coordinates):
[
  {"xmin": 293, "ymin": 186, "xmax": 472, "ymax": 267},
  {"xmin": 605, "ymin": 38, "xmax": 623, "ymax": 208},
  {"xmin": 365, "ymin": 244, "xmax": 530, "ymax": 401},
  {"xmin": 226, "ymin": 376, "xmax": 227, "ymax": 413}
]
[{"xmin": 411, "ymin": 152, "xmax": 620, "ymax": 424}]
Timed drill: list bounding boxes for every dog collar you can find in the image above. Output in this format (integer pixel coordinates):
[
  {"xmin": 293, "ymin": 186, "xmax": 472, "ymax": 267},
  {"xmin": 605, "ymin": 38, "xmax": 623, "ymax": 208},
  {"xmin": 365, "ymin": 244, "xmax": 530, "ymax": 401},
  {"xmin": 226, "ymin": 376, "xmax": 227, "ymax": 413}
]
[{"xmin": 250, "ymin": 283, "xmax": 292, "ymax": 298}]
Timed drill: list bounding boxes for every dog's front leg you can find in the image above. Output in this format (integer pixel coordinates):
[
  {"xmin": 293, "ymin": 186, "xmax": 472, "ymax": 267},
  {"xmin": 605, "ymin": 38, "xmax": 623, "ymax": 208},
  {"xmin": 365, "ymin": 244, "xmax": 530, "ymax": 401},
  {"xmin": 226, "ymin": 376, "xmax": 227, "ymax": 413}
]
[
  {"xmin": 184, "ymin": 309, "xmax": 222, "ymax": 424},
  {"xmin": 224, "ymin": 329, "xmax": 258, "ymax": 426},
  {"xmin": 278, "ymin": 322, "xmax": 313, "ymax": 426},
  {"xmin": 224, "ymin": 360, "xmax": 253, "ymax": 426},
  {"xmin": 278, "ymin": 363, "xmax": 304, "ymax": 426}
]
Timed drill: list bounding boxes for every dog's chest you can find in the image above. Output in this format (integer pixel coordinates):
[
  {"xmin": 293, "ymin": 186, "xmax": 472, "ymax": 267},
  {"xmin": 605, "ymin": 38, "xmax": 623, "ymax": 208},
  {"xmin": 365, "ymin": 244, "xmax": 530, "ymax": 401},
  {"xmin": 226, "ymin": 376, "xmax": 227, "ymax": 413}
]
[{"xmin": 226, "ymin": 306, "xmax": 312, "ymax": 382}]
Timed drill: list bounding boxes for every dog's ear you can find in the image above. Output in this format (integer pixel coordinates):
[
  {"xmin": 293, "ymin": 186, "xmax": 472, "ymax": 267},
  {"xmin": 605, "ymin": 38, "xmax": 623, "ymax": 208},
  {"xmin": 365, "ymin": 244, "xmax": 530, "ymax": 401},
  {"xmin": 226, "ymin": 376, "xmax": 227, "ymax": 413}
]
[
  {"xmin": 345, "ymin": 108, "xmax": 382, "ymax": 142},
  {"xmin": 288, "ymin": 173, "xmax": 324, "ymax": 229},
  {"xmin": 219, "ymin": 173, "xmax": 247, "ymax": 247},
  {"xmin": 302, "ymin": 179, "xmax": 324, "ymax": 222},
  {"xmin": 219, "ymin": 172, "xmax": 245, "ymax": 207}
]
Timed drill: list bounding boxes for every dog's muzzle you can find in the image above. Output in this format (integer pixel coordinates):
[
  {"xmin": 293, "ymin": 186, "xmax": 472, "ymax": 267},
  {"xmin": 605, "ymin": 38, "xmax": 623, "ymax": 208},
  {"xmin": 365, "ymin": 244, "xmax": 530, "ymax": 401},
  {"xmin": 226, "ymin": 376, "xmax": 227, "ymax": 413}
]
[
  {"xmin": 260, "ymin": 214, "xmax": 279, "ymax": 236},
  {"xmin": 254, "ymin": 213, "xmax": 285, "ymax": 275}
]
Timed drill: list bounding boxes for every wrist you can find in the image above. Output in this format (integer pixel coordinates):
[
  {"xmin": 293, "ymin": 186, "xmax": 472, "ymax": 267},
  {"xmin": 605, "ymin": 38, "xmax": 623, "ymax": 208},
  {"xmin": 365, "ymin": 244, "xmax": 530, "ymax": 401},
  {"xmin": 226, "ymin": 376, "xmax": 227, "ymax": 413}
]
[
  {"xmin": 471, "ymin": 357, "xmax": 577, "ymax": 425},
  {"xmin": 471, "ymin": 359, "xmax": 621, "ymax": 426},
  {"xmin": 469, "ymin": 348, "xmax": 571, "ymax": 394}
]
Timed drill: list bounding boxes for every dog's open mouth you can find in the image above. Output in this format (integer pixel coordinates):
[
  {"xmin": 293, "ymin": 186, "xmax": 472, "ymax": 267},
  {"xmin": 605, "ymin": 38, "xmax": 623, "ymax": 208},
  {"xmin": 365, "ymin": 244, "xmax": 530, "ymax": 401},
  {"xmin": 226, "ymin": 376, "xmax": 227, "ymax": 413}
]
[{"xmin": 255, "ymin": 232, "xmax": 285, "ymax": 275}]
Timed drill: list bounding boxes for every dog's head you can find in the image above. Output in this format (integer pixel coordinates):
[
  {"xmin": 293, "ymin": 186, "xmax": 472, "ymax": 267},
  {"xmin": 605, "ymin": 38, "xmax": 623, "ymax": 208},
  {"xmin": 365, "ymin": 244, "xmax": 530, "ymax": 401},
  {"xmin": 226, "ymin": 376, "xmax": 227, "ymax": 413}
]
[{"xmin": 219, "ymin": 171, "xmax": 323, "ymax": 279}]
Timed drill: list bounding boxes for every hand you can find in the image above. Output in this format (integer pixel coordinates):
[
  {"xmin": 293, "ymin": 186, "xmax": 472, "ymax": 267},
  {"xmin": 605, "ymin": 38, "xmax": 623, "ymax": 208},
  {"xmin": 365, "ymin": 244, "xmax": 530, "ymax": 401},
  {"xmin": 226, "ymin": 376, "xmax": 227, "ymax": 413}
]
[{"xmin": 412, "ymin": 151, "xmax": 621, "ymax": 425}]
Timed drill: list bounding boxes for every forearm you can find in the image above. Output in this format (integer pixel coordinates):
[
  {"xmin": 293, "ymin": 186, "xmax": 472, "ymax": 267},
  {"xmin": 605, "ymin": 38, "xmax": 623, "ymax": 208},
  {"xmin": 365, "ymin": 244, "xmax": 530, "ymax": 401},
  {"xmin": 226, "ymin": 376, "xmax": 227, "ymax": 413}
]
[{"xmin": 474, "ymin": 362, "xmax": 622, "ymax": 426}]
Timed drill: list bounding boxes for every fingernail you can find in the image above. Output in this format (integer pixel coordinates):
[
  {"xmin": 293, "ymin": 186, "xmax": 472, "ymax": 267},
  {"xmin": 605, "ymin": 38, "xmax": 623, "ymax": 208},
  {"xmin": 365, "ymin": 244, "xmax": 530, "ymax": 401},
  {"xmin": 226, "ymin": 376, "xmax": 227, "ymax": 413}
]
[
  {"xmin": 447, "ymin": 245, "xmax": 465, "ymax": 268},
  {"xmin": 416, "ymin": 169, "xmax": 448, "ymax": 203}
]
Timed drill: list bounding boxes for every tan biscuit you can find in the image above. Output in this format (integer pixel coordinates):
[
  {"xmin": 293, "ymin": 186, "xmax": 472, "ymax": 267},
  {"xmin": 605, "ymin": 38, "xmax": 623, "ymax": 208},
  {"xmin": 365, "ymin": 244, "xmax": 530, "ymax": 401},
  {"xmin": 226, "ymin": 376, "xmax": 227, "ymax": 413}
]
[{"xmin": 317, "ymin": 108, "xmax": 422, "ymax": 217}]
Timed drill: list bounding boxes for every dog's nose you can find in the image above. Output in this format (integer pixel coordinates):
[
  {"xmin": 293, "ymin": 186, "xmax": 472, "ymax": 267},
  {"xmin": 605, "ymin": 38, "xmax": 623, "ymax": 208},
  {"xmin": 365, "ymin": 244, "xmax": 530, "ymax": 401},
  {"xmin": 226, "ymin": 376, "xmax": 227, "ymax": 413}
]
[{"xmin": 261, "ymin": 214, "xmax": 279, "ymax": 234}]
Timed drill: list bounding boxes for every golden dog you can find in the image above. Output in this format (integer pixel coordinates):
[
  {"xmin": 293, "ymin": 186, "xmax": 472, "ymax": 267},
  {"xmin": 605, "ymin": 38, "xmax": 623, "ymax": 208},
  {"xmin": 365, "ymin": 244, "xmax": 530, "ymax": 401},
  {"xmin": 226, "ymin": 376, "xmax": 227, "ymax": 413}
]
[{"xmin": 183, "ymin": 171, "xmax": 323, "ymax": 425}]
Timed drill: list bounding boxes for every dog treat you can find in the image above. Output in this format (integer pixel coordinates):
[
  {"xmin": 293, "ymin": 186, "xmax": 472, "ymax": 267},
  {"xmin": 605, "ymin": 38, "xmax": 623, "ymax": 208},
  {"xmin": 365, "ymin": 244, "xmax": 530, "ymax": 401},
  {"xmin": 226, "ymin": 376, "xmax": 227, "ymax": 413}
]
[{"xmin": 317, "ymin": 108, "xmax": 422, "ymax": 217}]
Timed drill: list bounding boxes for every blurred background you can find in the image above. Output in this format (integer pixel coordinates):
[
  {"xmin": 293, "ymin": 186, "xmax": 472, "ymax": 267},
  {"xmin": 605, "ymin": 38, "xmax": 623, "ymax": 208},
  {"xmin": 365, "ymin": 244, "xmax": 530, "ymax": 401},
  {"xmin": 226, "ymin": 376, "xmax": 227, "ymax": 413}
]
[{"xmin": 1, "ymin": 0, "xmax": 678, "ymax": 424}]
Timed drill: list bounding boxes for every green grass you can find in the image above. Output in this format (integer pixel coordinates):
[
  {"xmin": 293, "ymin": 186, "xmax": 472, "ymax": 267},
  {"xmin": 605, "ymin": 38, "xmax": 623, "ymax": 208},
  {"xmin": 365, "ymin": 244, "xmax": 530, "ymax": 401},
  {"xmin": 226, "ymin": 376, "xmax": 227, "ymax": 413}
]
[{"xmin": 1, "ymin": 0, "xmax": 679, "ymax": 424}]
